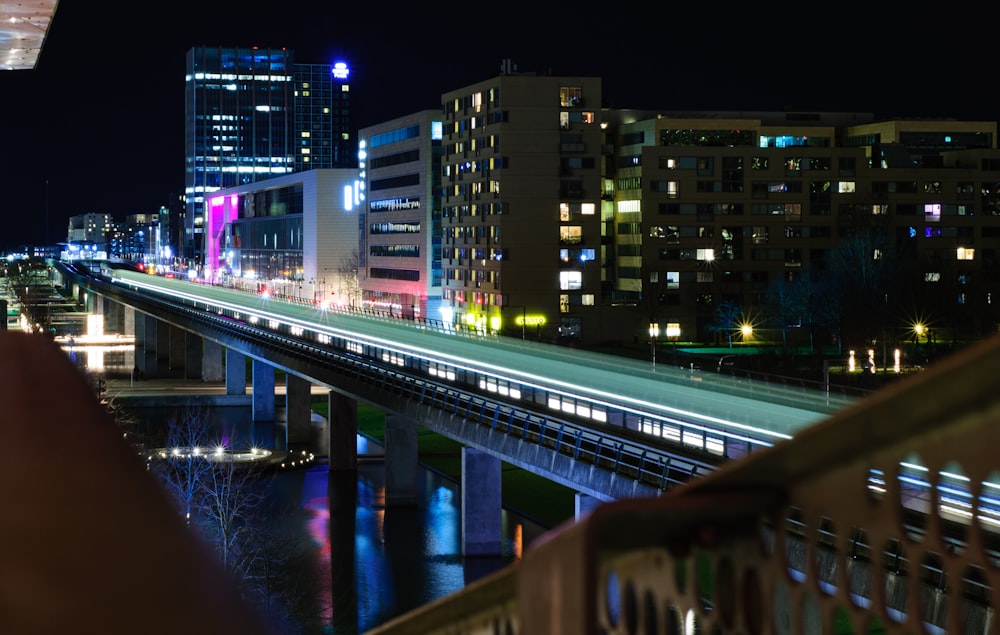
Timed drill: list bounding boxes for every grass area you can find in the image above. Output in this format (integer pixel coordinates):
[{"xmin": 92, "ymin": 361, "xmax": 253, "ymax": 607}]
[{"xmin": 312, "ymin": 398, "xmax": 576, "ymax": 529}]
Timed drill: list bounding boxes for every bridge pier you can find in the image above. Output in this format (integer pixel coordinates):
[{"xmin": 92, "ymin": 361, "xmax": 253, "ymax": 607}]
[
  {"xmin": 184, "ymin": 333, "xmax": 203, "ymax": 380},
  {"xmin": 328, "ymin": 391, "xmax": 357, "ymax": 470},
  {"xmin": 138, "ymin": 313, "xmax": 161, "ymax": 378},
  {"xmin": 461, "ymin": 447, "xmax": 502, "ymax": 556},
  {"xmin": 250, "ymin": 359, "xmax": 275, "ymax": 449},
  {"xmin": 283, "ymin": 373, "xmax": 313, "ymax": 451},
  {"xmin": 384, "ymin": 415, "xmax": 419, "ymax": 505},
  {"xmin": 201, "ymin": 339, "xmax": 223, "ymax": 382},
  {"xmin": 123, "ymin": 305, "xmax": 135, "ymax": 339},
  {"xmin": 168, "ymin": 325, "xmax": 185, "ymax": 375},
  {"xmin": 225, "ymin": 348, "xmax": 246, "ymax": 395}
]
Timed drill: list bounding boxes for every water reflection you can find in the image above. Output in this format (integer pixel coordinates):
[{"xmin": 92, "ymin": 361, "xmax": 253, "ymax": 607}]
[
  {"xmin": 288, "ymin": 458, "xmax": 542, "ymax": 634},
  {"xmin": 72, "ymin": 350, "xmax": 543, "ymax": 633}
]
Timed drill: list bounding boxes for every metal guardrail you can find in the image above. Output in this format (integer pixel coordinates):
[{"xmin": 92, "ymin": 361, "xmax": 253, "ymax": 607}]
[{"xmin": 364, "ymin": 332, "xmax": 1000, "ymax": 634}]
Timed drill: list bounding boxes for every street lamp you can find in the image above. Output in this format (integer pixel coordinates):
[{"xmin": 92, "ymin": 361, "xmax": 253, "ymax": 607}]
[{"xmin": 649, "ymin": 323, "xmax": 660, "ymax": 371}]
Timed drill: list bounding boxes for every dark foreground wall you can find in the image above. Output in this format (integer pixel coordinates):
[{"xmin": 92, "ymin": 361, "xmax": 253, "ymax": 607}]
[{"xmin": 0, "ymin": 331, "xmax": 274, "ymax": 635}]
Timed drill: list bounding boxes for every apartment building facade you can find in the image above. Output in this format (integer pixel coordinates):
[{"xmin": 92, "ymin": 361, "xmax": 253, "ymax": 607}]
[
  {"xmin": 609, "ymin": 112, "xmax": 1000, "ymax": 349},
  {"xmin": 440, "ymin": 70, "xmax": 604, "ymax": 340}
]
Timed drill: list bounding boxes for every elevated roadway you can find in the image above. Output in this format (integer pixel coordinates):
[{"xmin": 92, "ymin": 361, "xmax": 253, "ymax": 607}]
[{"xmin": 62, "ymin": 264, "xmax": 858, "ymax": 502}]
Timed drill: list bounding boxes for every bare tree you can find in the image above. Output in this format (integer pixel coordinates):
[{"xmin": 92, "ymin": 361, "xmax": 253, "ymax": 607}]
[
  {"xmin": 146, "ymin": 407, "xmax": 305, "ymax": 629},
  {"xmin": 153, "ymin": 406, "xmax": 217, "ymax": 524},
  {"xmin": 199, "ymin": 457, "xmax": 267, "ymax": 571},
  {"xmin": 337, "ymin": 248, "xmax": 361, "ymax": 308}
]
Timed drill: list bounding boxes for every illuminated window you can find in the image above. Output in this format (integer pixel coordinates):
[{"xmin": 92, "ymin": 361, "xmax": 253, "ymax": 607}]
[
  {"xmin": 838, "ymin": 181, "xmax": 856, "ymax": 193},
  {"xmin": 560, "ymin": 226, "xmax": 583, "ymax": 244},
  {"xmin": 697, "ymin": 248, "xmax": 715, "ymax": 261},
  {"xmin": 697, "ymin": 271, "xmax": 713, "ymax": 282},
  {"xmin": 582, "ymin": 294, "xmax": 595, "ymax": 305},
  {"xmin": 560, "ymin": 271, "xmax": 582, "ymax": 290},
  {"xmin": 872, "ymin": 204, "xmax": 888, "ymax": 215},
  {"xmin": 560, "ymin": 203, "xmax": 571, "ymax": 221},
  {"xmin": 617, "ymin": 200, "xmax": 641, "ymax": 213},
  {"xmin": 957, "ymin": 247, "xmax": 975, "ymax": 260},
  {"xmin": 753, "ymin": 226, "xmax": 768, "ymax": 244},
  {"xmin": 666, "ymin": 272, "xmax": 679, "ymax": 289},
  {"xmin": 925, "ymin": 272, "xmax": 940, "ymax": 282},
  {"xmin": 559, "ymin": 86, "xmax": 583, "ymax": 107},
  {"xmin": 560, "ymin": 294, "xmax": 569, "ymax": 313},
  {"xmin": 925, "ymin": 203, "xmax": 942, "ymax": 222},
  {"xmin": 581, "ymin": 202, "xmax": 595, "ymax": 215}
]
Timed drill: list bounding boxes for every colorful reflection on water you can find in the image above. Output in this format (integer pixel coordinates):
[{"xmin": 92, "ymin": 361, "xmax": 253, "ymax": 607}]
[{"xmin": 282, "ymin": 455, "xmax": 546, "ymax": 634}]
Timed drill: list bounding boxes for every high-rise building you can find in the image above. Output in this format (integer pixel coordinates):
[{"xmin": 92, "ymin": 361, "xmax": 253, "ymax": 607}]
[
  {"xmin": 358, "ymin": 111, "xmax": 444, "ymax": 321},
  {"xmin": 184, "ymin": 47, "xmax": 353, "ymax": 266},
  {"xmin": 295, "ymin": 62, "xmax": 353, "ymax": 173},
  {"xmin": 440, "ymin": 66, "xmax": 604, "ymax": 341}
]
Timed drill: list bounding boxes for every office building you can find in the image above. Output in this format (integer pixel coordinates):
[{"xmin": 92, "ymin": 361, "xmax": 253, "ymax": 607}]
[
  {"xmin": 184, "ymin": 47, "xmax": 353, "ymax": 265},
  {"xmin": 295, "ymin": 62, "xmax": 353, "ymax": 173},
  {"xmin": 440, "ymin": 66, "xmax": 604, "ymax": 341},
  {"xmin": 202, "ymin": 168, "xmax": 363, "ymax": 305},
  {"xmin": 358, "ymin": 110, "xmax": 444, "ymax": 320}
]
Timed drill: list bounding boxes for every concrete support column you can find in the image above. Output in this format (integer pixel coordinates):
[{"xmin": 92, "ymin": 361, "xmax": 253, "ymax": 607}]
[
  {"xmin": 168, "ymin": 325, "xmax": 185, "ymax": 374},
  {"xmin": 575, "ymin": 493, "xmax": 603, "ymax": 520},
  {"xmin": 141, "ymin": 313, "xmax": 159, "ymax": 378},
  {"xmin": 461, "ymin": 448, "xmax": 502, "ymax": 556},
  {"xmin": 123, "ymin": 306, "xmax": 135, "ymax": 337},
  {"xmin": 155, "ymin": 317, "xmax": 170, "ymax": 370},
  {"xmin": 251, "ymin": 359, "xmax": 275, "ymax": 422},
  {"xmin": 225, "ymin": 348, "xmax": 246, "ymax": 395},
  {"xmin": 106, "ymin": 300, "xmax": 124, "ymax": 334},
  {"xmin": 202, "ymin": 339, "xmax": 223, "ymax": 382},
  {"xmin": 85, "ymin": 291, "xmax": 102, "ymax": 315},
  {"xmin": 328, "ymin": 391, "xmax": 357, "ymax": 471},
  {"xmin": 251, "ymin": 359, "xmax": 275, "ymax": 449},
  {"xmin": 384, "ymin": 415, "xmax": 419, "ymax": 506},
  {"xmin": 283, "ymin": 373, "xmax": 312, "ymax": 451},
  {"xmin": 184, "ymin": 333, "xmax": 204, "ymax": 380}
]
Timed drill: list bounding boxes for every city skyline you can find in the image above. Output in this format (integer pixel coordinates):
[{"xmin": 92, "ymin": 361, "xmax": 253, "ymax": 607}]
[{"xmin": 1, "ymin": 2, "xmax": 995, "ymax": 250}]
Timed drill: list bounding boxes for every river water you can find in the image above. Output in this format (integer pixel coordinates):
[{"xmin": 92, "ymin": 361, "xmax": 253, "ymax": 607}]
[
  {"xmin": 62, "ymin": 344, "xmax": 554, "ymax": 633},
  {"xmin": 268, "ymin": 457, "xmax": 546, "ymax": 634},
  {"xmin": 122, "ymin": 403, "xmax": 551, "ymax": 635}
]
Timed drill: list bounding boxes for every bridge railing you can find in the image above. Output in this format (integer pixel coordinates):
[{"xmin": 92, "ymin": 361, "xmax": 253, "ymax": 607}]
[{"xmin": 365, "ymin": 333, "xmax": 1000, "ymax": 635}]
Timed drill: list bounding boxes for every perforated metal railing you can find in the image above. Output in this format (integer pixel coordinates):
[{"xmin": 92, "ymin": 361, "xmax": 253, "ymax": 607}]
[{"xmin": 366, "ymin": 333, "xmax": 1000, "ymax": 635}]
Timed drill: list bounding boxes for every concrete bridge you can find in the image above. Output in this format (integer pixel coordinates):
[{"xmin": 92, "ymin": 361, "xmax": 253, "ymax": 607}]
[{"xmin": 57, "ymin": 261, "xmax": 848, "ymax": 560}]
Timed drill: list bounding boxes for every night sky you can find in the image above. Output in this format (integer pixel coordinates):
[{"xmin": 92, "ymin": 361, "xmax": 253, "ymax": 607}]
[{"xmin": 1, "ymin": 2, "xmax": 995, "ymax": 250}]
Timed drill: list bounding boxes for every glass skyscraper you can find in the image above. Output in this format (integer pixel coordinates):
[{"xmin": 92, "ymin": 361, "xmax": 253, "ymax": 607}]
[{"xmin": 183, "ymin": 47, "xmax": 352, "ymax": 264}]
